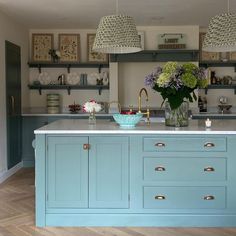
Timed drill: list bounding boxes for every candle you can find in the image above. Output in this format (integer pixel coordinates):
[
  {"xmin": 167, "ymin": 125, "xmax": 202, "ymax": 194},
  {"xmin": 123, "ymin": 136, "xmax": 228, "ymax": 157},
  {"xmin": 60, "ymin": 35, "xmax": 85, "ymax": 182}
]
[{"xmin": 205, "ymin": 118, "xmax": 212, "ymax": 128}]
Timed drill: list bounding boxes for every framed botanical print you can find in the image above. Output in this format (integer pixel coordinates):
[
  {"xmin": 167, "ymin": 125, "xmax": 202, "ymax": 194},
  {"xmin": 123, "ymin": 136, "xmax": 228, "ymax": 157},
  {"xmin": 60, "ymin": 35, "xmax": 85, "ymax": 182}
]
[
  {"xmin": 229, "ymin": 52, "xmax": 236, "ymax": 61},
  {"xmin": 199, "ymin": 33, "xmax": 220, "ymax": 61},
  {"xmin": 59, "ymin": 34, "xmax": 80, "ymax": 62},
  {"xmin": 87, "ymin": 34, "xmax": 108, "ymax": 63},
  {"xmin": 32, "ymin": 34, "xmax": 53, "ymax": 62}
]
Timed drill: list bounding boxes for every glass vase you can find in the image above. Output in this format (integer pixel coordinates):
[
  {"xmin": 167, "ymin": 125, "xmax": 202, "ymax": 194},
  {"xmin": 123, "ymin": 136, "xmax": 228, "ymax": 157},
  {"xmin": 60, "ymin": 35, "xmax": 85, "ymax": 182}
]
[
  {"xmin": 88, "ymin": 111, "xmax": 96, "ymax": 124},
  {"xmin": 165, "ymin": 101, "xmax": 189, "ymax": 127}
]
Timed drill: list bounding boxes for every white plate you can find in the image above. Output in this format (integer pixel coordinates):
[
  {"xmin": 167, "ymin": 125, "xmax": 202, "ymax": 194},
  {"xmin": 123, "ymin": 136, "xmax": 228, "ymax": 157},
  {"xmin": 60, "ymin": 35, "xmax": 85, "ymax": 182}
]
[
  {"xmin": 67, "ymin": 72, "xmax": 80, "ymax": 85},
  {"xmin": 38, "ymin": 72, "xmax": 51, "ymax": 85},
  {"xmin": 88, "ymin": 72, "xmax": 100, "ymax": 85}
]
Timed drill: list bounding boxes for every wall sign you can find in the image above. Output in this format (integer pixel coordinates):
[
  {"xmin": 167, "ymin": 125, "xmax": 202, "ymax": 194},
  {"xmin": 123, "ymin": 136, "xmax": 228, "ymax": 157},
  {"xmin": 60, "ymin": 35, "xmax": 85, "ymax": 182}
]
[{"xmin": 158, "ymin": 33, "xmax": 186, "ymax": 49}]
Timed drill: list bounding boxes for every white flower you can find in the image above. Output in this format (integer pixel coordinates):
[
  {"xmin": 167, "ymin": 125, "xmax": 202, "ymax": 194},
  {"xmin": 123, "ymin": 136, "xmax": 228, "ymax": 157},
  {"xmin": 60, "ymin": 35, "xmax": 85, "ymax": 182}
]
[{"xmin": 83, "ymin": 100, "xmax": 101, "ymax": 113}]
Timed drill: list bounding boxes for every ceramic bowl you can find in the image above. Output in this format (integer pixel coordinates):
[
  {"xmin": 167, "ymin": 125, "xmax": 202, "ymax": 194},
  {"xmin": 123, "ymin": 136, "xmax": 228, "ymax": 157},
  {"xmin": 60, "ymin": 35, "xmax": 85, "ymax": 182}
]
[{"xmin": 113, "ymin": 113, "xmax": 143, "ymax": 127}]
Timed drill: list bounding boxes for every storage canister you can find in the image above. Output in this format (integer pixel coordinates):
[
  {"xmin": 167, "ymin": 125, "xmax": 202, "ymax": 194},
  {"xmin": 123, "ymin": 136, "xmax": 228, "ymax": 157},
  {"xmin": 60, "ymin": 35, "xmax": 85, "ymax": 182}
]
[{"xmin": 47, "ymin": 94, "xmax": 60, "ymax": 114}]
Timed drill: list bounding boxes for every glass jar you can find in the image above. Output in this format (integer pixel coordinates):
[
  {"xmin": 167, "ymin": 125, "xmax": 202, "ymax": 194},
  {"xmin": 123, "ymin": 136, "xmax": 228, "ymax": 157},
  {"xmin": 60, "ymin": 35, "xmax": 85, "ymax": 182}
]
[
  {"xmin": 165, "ymin": 101, "xmax": 189, "ymax": 127},
  {"xmin": 88, "ymin": 110, "xmax": 96, "ymax": 124}
]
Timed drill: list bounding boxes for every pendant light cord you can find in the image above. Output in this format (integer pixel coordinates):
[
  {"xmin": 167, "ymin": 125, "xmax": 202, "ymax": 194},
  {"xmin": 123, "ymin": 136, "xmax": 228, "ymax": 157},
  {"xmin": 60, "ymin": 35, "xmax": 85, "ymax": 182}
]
[{"xmin": 228, "ymin": 0, "xmax": 230, "ymax": 13}]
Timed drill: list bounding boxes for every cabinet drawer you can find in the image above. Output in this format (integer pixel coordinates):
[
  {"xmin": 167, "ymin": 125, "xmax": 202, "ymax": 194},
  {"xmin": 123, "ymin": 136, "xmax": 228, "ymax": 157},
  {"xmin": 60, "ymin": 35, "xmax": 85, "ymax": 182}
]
[
  {"xmin": 143, "ymin": 137, "xmax": 226, "ymax": 152},
  {"xmin": 143, "ymin": 186, "xmax": 226, "ymax": 209},
  {"xmin": 144, "ymin": 157, "xmax": 226, "ymax": 181}
]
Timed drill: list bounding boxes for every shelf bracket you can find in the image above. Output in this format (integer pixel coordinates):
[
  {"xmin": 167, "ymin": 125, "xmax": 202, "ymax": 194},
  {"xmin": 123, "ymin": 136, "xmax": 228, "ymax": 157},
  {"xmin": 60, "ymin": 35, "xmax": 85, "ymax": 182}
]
[
  {"xmin": 67, "ymin": 86, "xmax": 71, "ymax": 95},
  {"xmin": 37, "ymin": 65, "xmax": 42, "ymax": 73},
  {"xmin": 98, "ymin": 65, "xmax": 103, "ymax": 73},
  {"xmin": 67, "ymin": 65, "xmax": 71, "ymax": 73},
  {"xmin": 234, "ymin": 87, "xmax": 236, "ymax": 95},
  {"xmin": 98, "ymin": 87, "xmax": 102, "ymax": 95},
  {"xmin": 234, "ymin": 66, "xmax": 236, "ymax": 72},
  {"xmin": 192, "ymin": 51, "xmax": 198, "ymax": 61},
  {"xmin": 152, "ymin": 52, "xmax": 156, "ymax": 61},
  {"xmin": 38, "ymin": 87, "xmax": 42, "ymax": 95},
  {"xmin": 205, "ymin": 88, "xmax": 208, "ymax": 95}
]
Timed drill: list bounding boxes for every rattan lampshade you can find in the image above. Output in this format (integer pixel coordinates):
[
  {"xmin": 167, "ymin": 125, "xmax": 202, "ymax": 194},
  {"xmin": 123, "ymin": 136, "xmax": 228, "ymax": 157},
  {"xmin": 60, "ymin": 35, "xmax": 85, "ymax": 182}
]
[
  {"xmin": 92, "ymin": 15, "xmax": 142, "ymax": 54},
  {"xmin": 203, "ymin": 13, "xmax": 236, "ymax": 52}
]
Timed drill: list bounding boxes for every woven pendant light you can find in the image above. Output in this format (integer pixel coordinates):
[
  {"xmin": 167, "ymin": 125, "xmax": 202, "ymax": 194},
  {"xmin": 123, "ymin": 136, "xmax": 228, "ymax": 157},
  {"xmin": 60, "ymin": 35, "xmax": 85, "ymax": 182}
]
[
  {"xmin": 203, "ymin": 0, "xmax": 236, "ymax": 52},
  {"xmin": 92, "ymin": 0, "xmax": 141, "ymax": 54}
]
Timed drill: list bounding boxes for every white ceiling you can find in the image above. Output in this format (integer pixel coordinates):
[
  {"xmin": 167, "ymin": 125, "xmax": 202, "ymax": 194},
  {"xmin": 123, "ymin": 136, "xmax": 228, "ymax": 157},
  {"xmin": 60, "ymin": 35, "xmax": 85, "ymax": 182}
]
[{"xmin": 0, "ymin": 0, "xmax": 236, "ymax": 29}]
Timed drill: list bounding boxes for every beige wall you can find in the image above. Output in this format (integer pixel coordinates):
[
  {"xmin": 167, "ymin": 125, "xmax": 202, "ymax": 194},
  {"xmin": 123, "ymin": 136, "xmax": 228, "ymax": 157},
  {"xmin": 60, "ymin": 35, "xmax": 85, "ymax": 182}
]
[
  {"xmin": 29, "ymin": 26, "xmax": 236, "ymax": 111},
  {"xmin": 119, "ymin": 26, "xmax": 200, "ymax": 108},
  {"xmin": 0, "ymin": 11, "xmax": 29, "ymax": 175},
  {"xmin": 29, "ymin": 26, "xmax": 200, "ymax": 110}
]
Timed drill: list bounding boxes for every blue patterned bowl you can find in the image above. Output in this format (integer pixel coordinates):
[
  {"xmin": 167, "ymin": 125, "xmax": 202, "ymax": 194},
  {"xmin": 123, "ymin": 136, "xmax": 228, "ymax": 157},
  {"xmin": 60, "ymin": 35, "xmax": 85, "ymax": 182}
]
[{"xmin": 113, "ymin": 113, "xmax": 143, "ymax": 127}]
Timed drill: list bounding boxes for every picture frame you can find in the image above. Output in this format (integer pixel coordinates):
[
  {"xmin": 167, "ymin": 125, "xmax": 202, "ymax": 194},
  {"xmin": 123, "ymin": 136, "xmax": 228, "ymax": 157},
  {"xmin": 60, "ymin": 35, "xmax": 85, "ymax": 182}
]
[
  {"xmin": 59, "ymin": 34, "xmax": 80, "ymax": 62},
  {"xmin": 229, "ymin": 52, "xmax": 236, "ymax": 61},
  {"xmin": 87, "ymin": 34, "xmax": 108, "ymax": 63},
  {"xmin": 32, "ymin": 33, "xmax": 53, "ymax": 62},
  {"xmin": 220, "ymin": 52, "xmax": 230, "ymax": 62},
  {"xmin": 199, "ymin": 33, "xmax": 220, "ymax": 61},
  {"xmin": 138, "ymin": 31, "xmax": 145, "ymax": 50}
]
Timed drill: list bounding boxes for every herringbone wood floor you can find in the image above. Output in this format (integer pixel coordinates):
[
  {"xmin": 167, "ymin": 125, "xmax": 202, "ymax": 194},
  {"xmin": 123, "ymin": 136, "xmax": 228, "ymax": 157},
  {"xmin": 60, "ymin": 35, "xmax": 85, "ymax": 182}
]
[{"xmin": 0, "ymin": 168, "xmax": 236, "ymax": 236}]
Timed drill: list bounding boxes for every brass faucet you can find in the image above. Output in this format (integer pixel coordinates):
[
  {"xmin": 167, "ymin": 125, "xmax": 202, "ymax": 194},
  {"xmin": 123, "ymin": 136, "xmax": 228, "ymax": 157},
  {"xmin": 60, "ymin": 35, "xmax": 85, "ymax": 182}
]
[
  {"xmin": 108, "ymin": 101, "xmax": 121, "ymax": 113},
  {"xmin": 138, "ymin": 88, "xmax": 150, "ymax": 124}
]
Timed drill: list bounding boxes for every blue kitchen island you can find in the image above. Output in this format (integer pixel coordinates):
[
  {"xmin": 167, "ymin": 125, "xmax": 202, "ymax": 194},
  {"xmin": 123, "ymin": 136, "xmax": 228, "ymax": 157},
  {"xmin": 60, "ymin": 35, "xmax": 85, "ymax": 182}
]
[{"xmin": 34, "ymin": 119, "xmax": 236, "ymax": 227}]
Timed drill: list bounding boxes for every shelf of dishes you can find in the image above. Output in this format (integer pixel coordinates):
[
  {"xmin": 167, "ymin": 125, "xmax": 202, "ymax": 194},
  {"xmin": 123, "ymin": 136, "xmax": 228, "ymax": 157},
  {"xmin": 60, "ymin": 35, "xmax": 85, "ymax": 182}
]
[
  {"xmin": 28, "ymin": 84, "xmax": 109, "ymax": 95},
  {"xmin": 28, "ymin": 62, "xmax": 109, "ymax": 73},
  {"xmin": 31, "ymin": 71, "xmax": 109, "ymax": 92}
]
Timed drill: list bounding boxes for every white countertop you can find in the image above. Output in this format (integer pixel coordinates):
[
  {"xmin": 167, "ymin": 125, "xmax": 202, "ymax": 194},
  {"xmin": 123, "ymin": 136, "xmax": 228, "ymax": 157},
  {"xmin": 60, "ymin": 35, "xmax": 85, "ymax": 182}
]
[{"xmin": 34, "ymin": 119, "xmax": 236, "ymax": 135}]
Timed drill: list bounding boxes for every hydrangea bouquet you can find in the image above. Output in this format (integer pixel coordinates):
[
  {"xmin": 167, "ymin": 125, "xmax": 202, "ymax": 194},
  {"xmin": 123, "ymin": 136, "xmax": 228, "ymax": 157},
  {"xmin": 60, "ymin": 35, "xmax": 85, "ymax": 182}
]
[{"xmin": 145, "ymin": 62, "xmax": 208, "ymax": 110}]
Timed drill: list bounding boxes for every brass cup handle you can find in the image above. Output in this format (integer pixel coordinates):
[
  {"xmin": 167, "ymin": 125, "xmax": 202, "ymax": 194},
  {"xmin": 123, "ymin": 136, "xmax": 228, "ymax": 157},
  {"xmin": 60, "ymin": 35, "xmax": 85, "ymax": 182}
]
[
  {"xmin": 204, "ymin": 195, "xmax": 215, "ymax": 200},
  {"xmin": 155, "ymin": 166, "xmax": 166, "ymax": 171},
  {"xmin": 204, "ymin": 142, "xmax": 215, "ymax": 148},
  {"xmin": 155, "ymin": 143, "xmax": 165, "ymax": 147},
  {"xmin": 10, "ymin": 95, "xmax": 15, "ymax": 115},
  {"xmin": 155, "ymin": 195, "xmax": 166, "ymax": 200},
  {"xmin": 83, "ymin": 144, "xmax": 90, "ymax": 150},
  {"xmin": 204, "ymin": 167, "xmax": 215, "ymax": 172}
]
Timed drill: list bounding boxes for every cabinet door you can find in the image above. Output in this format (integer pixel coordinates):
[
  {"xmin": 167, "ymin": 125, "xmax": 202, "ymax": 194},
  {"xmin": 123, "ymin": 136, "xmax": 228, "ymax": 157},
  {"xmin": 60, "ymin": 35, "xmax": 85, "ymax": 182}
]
[
  {"xmin": 5, "ymin": 41, "xmax": 21, "ymax": 169},
  {"xmin": 89, "ymin": 136, "xmax": 129, "ymax": 208},
  {"xmin": 47, "ymin": 136, "xmax": 88, "ymax": 208}
]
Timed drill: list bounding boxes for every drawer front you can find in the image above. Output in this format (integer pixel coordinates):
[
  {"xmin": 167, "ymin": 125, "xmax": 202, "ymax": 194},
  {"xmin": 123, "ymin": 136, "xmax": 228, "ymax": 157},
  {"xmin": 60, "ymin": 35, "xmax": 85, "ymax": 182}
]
[
  {"xmin": 143, "ymin": 186, "xmax": 226, "ymax": 209},
  {"xmin": 143, "ymin": 137, "xmax": 226, "ymax": 152},
  {"xmin": 144, "ymin": 157, "xmax": 226, "ymax": 181}
]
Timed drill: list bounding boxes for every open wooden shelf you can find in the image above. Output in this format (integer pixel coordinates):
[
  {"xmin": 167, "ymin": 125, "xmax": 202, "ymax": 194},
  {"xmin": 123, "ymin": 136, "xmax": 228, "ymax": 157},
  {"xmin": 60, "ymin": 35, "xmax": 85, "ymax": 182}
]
[
  {"xmin": 28, "ymin": 62, "xmax": 109, "ymax": 73},
  {"xmin": 28, "ymin": 84, "xmax": 109, "ymax": 95},
  {"xmin": 110, "ymin": 50, "xmax": 199, "ymax": 62}
]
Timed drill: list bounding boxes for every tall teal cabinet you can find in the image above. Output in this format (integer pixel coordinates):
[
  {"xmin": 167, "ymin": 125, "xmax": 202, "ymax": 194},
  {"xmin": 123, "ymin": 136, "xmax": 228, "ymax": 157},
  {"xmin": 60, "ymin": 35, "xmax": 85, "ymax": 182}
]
[{"xmin": 5, "ymin": 41, "xmax": 21, "ymax": 169}]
